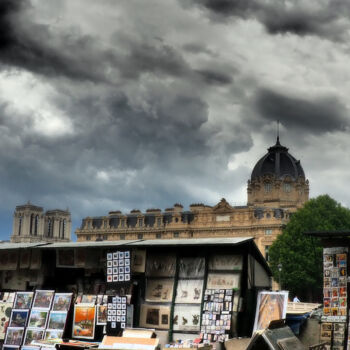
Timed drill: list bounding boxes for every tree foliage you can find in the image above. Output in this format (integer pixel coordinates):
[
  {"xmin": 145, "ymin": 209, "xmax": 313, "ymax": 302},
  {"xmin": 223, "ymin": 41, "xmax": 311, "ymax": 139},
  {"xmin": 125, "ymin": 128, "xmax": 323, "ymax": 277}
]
[{"xmin": 269, "ymin": 195, "xmax": 350, "ymax": 300}]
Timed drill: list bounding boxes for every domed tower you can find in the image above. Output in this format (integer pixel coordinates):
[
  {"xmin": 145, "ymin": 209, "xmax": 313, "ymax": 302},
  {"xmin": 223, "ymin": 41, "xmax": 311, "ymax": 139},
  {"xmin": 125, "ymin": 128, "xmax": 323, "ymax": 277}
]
[{"xmin": 247, "ymin": 137, "xmax": 309, "ymax": 208}]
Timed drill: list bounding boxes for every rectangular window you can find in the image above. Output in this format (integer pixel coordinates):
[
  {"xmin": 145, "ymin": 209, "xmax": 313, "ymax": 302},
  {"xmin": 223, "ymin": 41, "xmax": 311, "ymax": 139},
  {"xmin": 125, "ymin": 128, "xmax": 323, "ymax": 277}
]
[
  {"xmin": 138, "ymin": 218, "xmax": 143, "ymax": 227},
  {"xmin": 156, "ymin": 233, "xmax": 161, "ymax": 239},
  {"xmin": 265, "ymin": 246, "xmax": 270, "ymax": 262},
  {"xmin": 265, "ymin": 229, "xmax": 272, "ymax": 235},
  {"xmin": 138, "ymin": 233, "xmax": 143, "ymax": 239},
  {"xmin": 173, "ymin": 232, "xmax": 179, "ymax": 238},
  {"xmin": 121, "ymin": 220, "xmax": 125, "ymax": 228},
  {"xmin": 157, "ymin": 218, "xmax": 162, "ymax": 227},
  {"xmin": 120, "ymin": 234, "xmax": 125, "ymax": 240},
  {"xmin": 86, "ymin": 236, "xmax": 91, "ymax": 241}
]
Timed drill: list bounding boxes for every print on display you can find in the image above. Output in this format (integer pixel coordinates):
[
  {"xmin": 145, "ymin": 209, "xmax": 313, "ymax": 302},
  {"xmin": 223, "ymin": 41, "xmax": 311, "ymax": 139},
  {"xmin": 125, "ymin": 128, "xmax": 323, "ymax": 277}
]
[{"xmin": 106, "ymin": 250, "xmax": 131, "ymax": 284}]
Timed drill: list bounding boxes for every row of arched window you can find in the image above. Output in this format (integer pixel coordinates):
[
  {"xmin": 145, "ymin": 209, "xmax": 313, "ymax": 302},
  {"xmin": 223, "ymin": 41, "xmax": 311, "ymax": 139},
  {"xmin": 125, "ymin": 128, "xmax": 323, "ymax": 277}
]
[{"xmin": 17, "ymin": 215, "xmax": 66, "ymax": 238}]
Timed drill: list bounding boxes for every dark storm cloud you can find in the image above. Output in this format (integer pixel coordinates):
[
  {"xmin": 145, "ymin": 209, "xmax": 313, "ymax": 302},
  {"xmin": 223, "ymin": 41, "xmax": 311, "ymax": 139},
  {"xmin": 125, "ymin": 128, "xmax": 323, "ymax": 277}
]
[
  {"xmin": 184, "ymin": 0, "xmax": 350, "ymax": 40},
  {"xmin": 195, "ymin": 69, "xmax": 232, "ymax": 86},
  {"xmin": 254, "ymin": 88, "xmax": 349, "ymax": 133}
]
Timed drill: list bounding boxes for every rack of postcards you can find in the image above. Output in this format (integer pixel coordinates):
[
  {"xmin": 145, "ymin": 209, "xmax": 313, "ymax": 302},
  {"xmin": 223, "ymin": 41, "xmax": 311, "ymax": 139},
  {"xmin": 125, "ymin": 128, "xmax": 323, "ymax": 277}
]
[
  {"xmin": 200, "ymin": 254, "xmax": 241, "ymax": 342},
  {"xmin": 321, "ymin": 247, "xmax": 348, "ymax": 350},
  {"xmin": 172, "ymin": 257, "xmax": 205, "ymax": 337},
  {"xmin": 3, "ymin": 290, "xmax": 72, "ymax": 348},
  {"xmin": 0, "ymin": 292, "xmax": 16, "ymax": 342}
]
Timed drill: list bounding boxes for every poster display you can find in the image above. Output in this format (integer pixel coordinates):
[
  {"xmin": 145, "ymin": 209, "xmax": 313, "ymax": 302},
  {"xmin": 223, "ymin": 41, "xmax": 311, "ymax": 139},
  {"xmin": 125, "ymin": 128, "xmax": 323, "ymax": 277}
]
[
  {"xmin": 28, "ymin": 310, "xmax": 48, "ymax": 328},
  {"xmin": 253, "ymin": 290, "xmax": 289, "ymax": 333},
  {"xmin": 201, "ymin": 289, "xmax": 234, "ymax": 342},
  {"xmin": 139, "ymin": 304, "xmax": 171, "ymax": 329},
  {"xmin": 146, "ymin": 279, "xmax": 174, "ymax": 302},
  {"xmin": 106, "ymin": 250, "xmax": 131, "ymax": 283},
  {"xmin": 175, "ymin": 279, "xmax": 203, "ymax": 304},
  {"xmin": 72, "ymin": 304, "xmax": 96, "ymax": 339},
  {"xmin": 173, "ymin": 305, "xmax": 201, "ymax": 331}
]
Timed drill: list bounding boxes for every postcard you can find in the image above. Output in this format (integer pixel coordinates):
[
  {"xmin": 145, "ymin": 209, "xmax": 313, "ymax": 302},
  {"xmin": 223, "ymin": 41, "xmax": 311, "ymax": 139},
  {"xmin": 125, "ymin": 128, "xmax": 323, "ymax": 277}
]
[
  {"xmin": 47, "ymin": 311, "xmax": 68, "ymax": 330},
  {"xmin": 24, "ymin": 329, "xmax": 44, "ymax": 345},
  {"xmin": 9, "ymin": 310, "xmax": 29, "ymax": 328},
  {"xmin": 14, "ymin": 292, "xmax": 34, "ymax": 309},
  {"xmin": 28, "ymin": 310, "xmax": 48, "ymax": 328},
  {"xmin": 52, "ymin": 293, "xmax": 72, "ymax": 312},
  {"xmin": 32, "ymin": 290, "xmax": 55, "ymax": 309},
  {"xmin": 145, "ymin": 279, "xmax": 174, "ymax": 302},
  {"xmin": 4, "ymin": 327, "xmax": 24, "ymax": 346}
]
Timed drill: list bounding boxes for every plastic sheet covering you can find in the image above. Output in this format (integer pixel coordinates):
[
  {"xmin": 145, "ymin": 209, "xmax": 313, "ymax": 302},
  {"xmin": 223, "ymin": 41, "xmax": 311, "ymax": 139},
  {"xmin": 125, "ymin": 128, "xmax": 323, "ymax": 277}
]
[
  {"xmin": 208, "ymin": 255, "xmax": 242, "ymax": 271},
  {"xmin": 175, "ymin": 279, "xmax": 203, "ymax": 304},
  {"xmin": 146, "ymin": 254, "xmax": 176, "ymax": 277},
  {"xmin": 178, "ymin": 257, "xmax": 205, "ymax": 278},
  {"xmin": 173, "ymin": 304, "xmax": 201, "ymax": 331}
]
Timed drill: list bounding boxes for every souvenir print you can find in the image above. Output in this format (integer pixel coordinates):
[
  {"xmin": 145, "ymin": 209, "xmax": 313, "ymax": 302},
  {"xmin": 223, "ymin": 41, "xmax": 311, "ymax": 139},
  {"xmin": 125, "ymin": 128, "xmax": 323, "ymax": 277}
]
[
  {"xmin": 47, "ymin": 311, "xmax": 68, "ymax": 330},
  {"xmin": 19, "ymin": 251, "xmax": 31, "ymax": 269},
  {"xmin": 28, "ymin": 310, "xmax": 48, "ymax": 328},
  {"xmin": 72, "ymin": 305, "xmax": 96, "ymax": 339},
  {"xmin": 146, "ymin": 254, "xmax": 176, "ymax": 277},
  {"xmin": 146, "ymin": 279, "xmax": 174, "ymax": 302},
  {"xmin": 321, "ymin": 323, "xmax": 332, "ymax": 331},
  {"xmin": 207, "ymin": 273, "xmax": 240, "ymax": 290},
  {"xmin": 5, "ymin": 327, "xmax": 24, "ymax": 346},
  {"xmin": 9, "ymin": 310, "xmax": 28, "ymax": 328},
  {"xmin": 131, "ymin": 250, "xmax": 146, "ymax": 273},
  {"xmin": 30, "ymin": 250, "xmax": 41, "ymax": 270},
  {"xmin": 81, "ymin": 295, "xmax": 97, "ymax": 304},
  {"xmin": 75, "ymin": 249, "xmax": 86, "ymax": 268},
  {"xmin": 52, "ymin": 293, "xmax": 72, "ymax": 312},
  {"xmin": 0, "ymin": 301, "xmax": 12, "ymax": 340},
  {"xmin": 32, "ymin": 291, "xmax": 54, "ymax": 309},
  {"xmin": 139, "ymin": 304, "xmax": 171, "ymax": 329},
  {"xmin": 175, "ymin": 279, "xmax": 203, "ymax": 303},
  {"xmin": 173, "ymin": 305, "xmax": 201, "ymax": 331},
  {"xmin": 24, "ymin": 329, "xmax": 44, "ymax": 345},
  {"xmin": 97, "ymin": 305, "xmax": 107, "ymax": 325},
  {"xmin": 44, "ymin": 329, "xmax": 63, "ymax": 341},
  {"xmin": 14, "ymin": 292, "xmax": 33, "ymax": 310}
]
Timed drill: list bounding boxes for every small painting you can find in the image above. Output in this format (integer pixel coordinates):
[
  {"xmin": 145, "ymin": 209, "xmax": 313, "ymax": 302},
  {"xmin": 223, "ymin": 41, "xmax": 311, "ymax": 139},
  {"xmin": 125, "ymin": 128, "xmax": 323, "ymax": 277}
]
[
  {"xmin": 131, "ymin": 250, "xmax": 146, "ymax": 273},
  {"xmin": 28, "ymin": 310, "xmax": 48, "ymax": 328},
  {"xmin": 96, "ymin": 305, "xmax": 107, "ymax": 325},
  {"xmin": 52, "ymin": 293, "xmax": 72, "ymax": 312},
  {"xmin": 72, "ymin": 305, "xmax": 96, "ymax": 339},
  {"xmin": 24, "ymin": 328, "xmax": 44, "ymax": 345},
  {"xmin": 47, "ymin": 311, "xmax": 68, "ymax": 330},
  {"xmin": 13, "ymin": 292, "xmax": 34, "ymax": 309},
  {"xmin": 45, "ymin": 329, "xmax": 63, "ymax": 341},
  {"xmin": 4, "ymin": 327, "xmax": 24, "ymax": 346},
  {"xmin": 32, "ymin": 290, "xmax": 55, "ymax": 309},
  {"xmin": 9, "ymin": 310, "xmax": 29, "ymax": 327}
]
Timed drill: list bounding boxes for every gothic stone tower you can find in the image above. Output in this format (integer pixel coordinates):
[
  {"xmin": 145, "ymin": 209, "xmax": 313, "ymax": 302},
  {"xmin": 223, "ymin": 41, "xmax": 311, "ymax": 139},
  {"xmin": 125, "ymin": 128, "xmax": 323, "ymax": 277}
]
[{"xmin": 11, "ymin": 202, "xmax": 71, "ymax": 243}]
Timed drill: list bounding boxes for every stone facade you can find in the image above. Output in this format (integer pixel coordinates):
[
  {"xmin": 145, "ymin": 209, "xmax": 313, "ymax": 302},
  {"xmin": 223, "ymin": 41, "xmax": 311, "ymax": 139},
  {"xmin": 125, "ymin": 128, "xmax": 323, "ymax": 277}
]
[
  {"xmin": 11, "ymin": 202, "xmax": 71, "ymax": 243},
  {"xmin": 75, "ymin": 138, "xmax": 309, "ymax": 259}
]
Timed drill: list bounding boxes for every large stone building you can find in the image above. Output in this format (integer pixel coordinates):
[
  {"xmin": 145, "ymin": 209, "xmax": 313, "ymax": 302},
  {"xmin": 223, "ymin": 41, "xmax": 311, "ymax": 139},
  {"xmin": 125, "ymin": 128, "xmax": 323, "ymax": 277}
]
[
  {"xmin": 11, "ymin": 202, "xmax": 71, "ymax": 243},
  {"xmin": 75, "ymin": 138, "xmax": 309, "ymax": 258}
]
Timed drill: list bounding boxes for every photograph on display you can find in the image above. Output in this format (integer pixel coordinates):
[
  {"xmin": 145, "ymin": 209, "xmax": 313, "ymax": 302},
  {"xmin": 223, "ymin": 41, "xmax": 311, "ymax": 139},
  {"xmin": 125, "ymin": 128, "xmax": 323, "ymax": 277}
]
[
  {"xmin": 0, "ymin": 301, "xmax": 13, "ymax": 340},
  {"xmin": 9, "ymin": 310, "xmax": 29, "ymax": 327},
  {"xmin": 81, "ymin": 295, "xmax": 97, "ymax": 304},
  {"xmin": 173, "ymin": 305, "xmax": 201, "ymax": 331},
  {"xmin": 30, "ymin": 250, "xmax": 41, "ymax": 270},
  {"xmin": 207, "ymin": 273, "xmax": 240, "ymax": 290},
  {"xmin": 56, "ymin": 249, "xmax": 75, "ymax": 267},
  {"xmin": 52, "ymin": 293, "xmax": 72, "ymax": 312},
  {"xmin": 146, "ymin": 279, "xmax": 174, "ymax": 302},
  {"xmin": 139, "ymin": 304, "xmax": 170, "ymax": 330},
  {"xmin": 20, "ymin": 251, "xmax": 31, "ymax": 269},
  {"xmin": 175, "ymin": 279, "xmax": 203, "ymax": 304},
  {"xmin": 132, "ymin": 250, "xmax": 146, "ymax": 273},
  {"xmin": 47, "ymin": 311, "xmax": 68, "ymax": 330},
  {"xmin": 8, "ymin": 251, "xmax": 19, "ymax": 270},
  {"xmin": 75, "ymin": 249, "xmax": 86, "ymax": 268},
  {"xmin": 72, "ymin": 305, "xmax": 96, "ymax": 339},
  {"xmin": 4, "ymin": 327, "xmax": 24, "ymax": 346},
  {"xmin": 24, "ymin": 328, "xmax": 44, "ymax": 345},
  {"xmin": 97, "ymin": 305, "xmax": 107, "ymax": 325},
  {"xmin": 45, "ymin": 329, "xmax": 63, "ymax": 341},
  {"xmin": 32, "ymin": 291, "xmax": 55, "ymax": 309},
  {"xmin": 28, "ymin": 310, "xmax": 49, "ymax": 328},
  {"xmin": 253, "ymin": 291, "xmax": 289, "ymax": 333},
  {"xmin": 146, "ymin": 254, "xmax": 176, "ymax": 277},
  {"xmin": 208, "ymin": 255, "xmax": 243, "ymax": 271},
  {"xmin": 14, "ymin": 292, "xmax": 34, "ymax": 309},
  {"xmin": 178, "ymin": 257, "xmax": 205, "ymax": 278}
]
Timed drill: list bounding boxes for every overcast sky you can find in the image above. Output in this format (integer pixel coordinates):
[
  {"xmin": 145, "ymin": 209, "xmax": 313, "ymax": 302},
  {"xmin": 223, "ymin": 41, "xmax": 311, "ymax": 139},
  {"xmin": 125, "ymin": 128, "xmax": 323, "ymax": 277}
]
[{"xmin": 1, "ymin": 0, "xmax": 350, "ymax": 240}]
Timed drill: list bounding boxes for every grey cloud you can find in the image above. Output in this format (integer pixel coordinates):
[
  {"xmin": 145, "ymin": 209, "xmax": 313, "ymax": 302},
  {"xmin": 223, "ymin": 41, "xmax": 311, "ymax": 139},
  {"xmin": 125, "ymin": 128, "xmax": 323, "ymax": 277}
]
[
  {"xmin": 254, "ymin": 88, "xmax": 349, "ymax": 133},
  {"xmin": 195, "ymin": 69, "xmax": 233, "ymax": 86}
]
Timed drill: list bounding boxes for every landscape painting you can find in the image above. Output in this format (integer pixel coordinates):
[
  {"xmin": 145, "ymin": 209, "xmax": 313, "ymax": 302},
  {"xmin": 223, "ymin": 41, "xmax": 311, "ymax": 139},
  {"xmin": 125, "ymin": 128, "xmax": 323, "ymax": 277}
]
[{"xmin": 72, "ymin": 305, "xmax": 96, "ymax": 339}]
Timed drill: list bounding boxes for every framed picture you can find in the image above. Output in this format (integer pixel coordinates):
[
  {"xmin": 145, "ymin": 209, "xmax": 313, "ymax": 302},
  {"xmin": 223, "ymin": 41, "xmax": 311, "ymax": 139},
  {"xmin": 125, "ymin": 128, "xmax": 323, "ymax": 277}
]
[
  {"xmin": 139, "ymin": 304, "xmax": 170, "ymax": 329},
  {"xmin": 0, "ymin": 301, "xmax": 13, "ymax": 340},
  {"xmin": 253, "ymin": 291, "xmax": 289, "ymax": 333},
  {"xmin": 175, "ymin": 279, "xmax": 203, "ymax": 304},
  {"xmin": 173, "ymin": 305, "xmax": 201, "ymax": 331},
  {"xmin": 44, "ymin": 329, "xmax": 63, "ymax": 341},
  {"xmin": 131, "ymin": 250, "xmax": 146, "ymax": 273},
  {"xmin": 208, "ymin": 255, "xmax": 243, "ymax": 271},
  {"xmin": 32, "ymin": 290, "xmax": 55, "ymax": 309},
  {"xmin": 30, "ymin": 250, "xmax": 42, "ymax": 270},
  {"xmin": 21, "ymin": 347, "xmax": 40, "ymax": 350},
  {"xmin": 9, "ymin": 310, "xmax": 29, "ymax": 327},
  {"xmin": 81, "ymin": 295, "xmax": 97, "ymax": 304},
  {"xmin": 96, "ymin": 305, "xmax": 107, "ymax": 325},
  {"xmin": 146, "ymin": 254, "xmax": 176, "ymax": 277},
  {"xmin": 178, "ymin": 257, "xmax": 205, "ymax": 278},
  {"xmin": 52, "ymin": 293, "xmax": 72, "ymax": 312},
  {"xmin": 47, "ymin": 311, "xmax": 68, "ymax": 330},
  {"xmin": 72, "ymin": 305, "xmax": 96, "ymax": 339},
  {"xmin": 4, "ymin": 327, "xmax": 24, "ymax": 346},
  {"xmin": 56, "ymin": 249, "xmax": 75, "ymax": 267},
  {"xmin": 20, "ymin": 251, "xmax": 31, "ymax": 269},
  {"xmin": 7, "ymin": 251, "xmax": 19, "ymax": 270},
  {"xmin": 24, "ymin": 328, "xmax": 44, "ymax": 346},
  {"xmin": 28, "ymin": 310, "xmax": 49, "ymax": 328},
  {"xmin": 13, "ymin": 292, "xmax": 34, "ymax": 309},
  {"xmin": 75, "ymin": 249, "xmax": 86, "ymax": 268},
  {"xmin": 207, "ymin": 273, "xmax": 240, "ymax": 290},
  {"xmin": 145, "ymin": 279, "xmax": 174, "ymax": 302}
]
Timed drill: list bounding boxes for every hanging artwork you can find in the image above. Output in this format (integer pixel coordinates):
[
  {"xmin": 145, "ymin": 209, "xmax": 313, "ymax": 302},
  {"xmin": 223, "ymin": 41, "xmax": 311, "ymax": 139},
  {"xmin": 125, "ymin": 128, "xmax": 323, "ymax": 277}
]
[
  {"xmin": 9, "ymin": 310, "xmax": 29, "ymax": 328},
  {"xmin": 28, "ymin": 310, "xmax": 49, "ymax": 328},
  {"xmin": 24, "ymin": 328, "xmax": 45, "ymax": 345},
  {"xmin": 4, "ymin": 327, "xmax": 24, "ymax": 346},
  {"xmin": 106, "ymin": 251, "xmax": 131, "ymax": 283},
  {"xmin": 0, "ymin": 252, "xmax": 9, "ymax": 270},
  {"xmin": 52, "ymin": 293, "xmax": 72, "ymax": 312},
  {"xmin": 47, "ymin": 311, "xmax": 68, "ymax": 330},
  {"xmin": 173, "ymin": 305, "xmax": 201, "ymax": 332},
  {"xmin": 96, "ymin": 305, "xmax": 107, "ymax": 325},
  {"xmin": 19, "ymin": 251, "xmax": 31, "ymax": 269},
  {"xmin": 175, "ymin": 279, "xmax": 203, "ymax": 304},
  {"xmin": 106, "ymin": 296, "xmax": 127, "ymax": 335},
  {"xmin": 72, "ymin": 305, "xmax": 96, "ymax": 339},
  {"xmin": 75, "ymin": 249, "xmax": 86, "ymax": 268},
  {"xmin": 207, "ymin": 273, "xmax": 240, "ymax": 290},
  {"xmin": 146, "ymin": 254, "xmax": 176, "ymax": 277},
  {"xmin": 178, "ymin": 257, "xmax": 205, "ymax": 278},
  {"xmin": 56, "ymin": 249, "xmax": 75, "ymax": 267},
  {"xmin": 253, "ymin": 291, "xmax": 289, "ymax": 333},
  {"xmin": 30, "ymin": 250, "xmax": 41, "ymax": 270},
  {"xmin": 0, "ymin": 301, "xmax": 13, "ymax": 340},
  {"xmin": 139, "ymin": 304, "xmax": 171, "ymax": 330},
  {"xmin": 32, "ymin": 290, "xmax": 55, "ymax": 310},
  {"xmin": 208, "ymin": 255, "xmax": 243, "ymax": 271},
  {"xmin": 132, "ymin": 250, "xmax": 146, "ymax": 273},
  {"xmin": 7, "ymin": 252, "xmax": 19, "ymax": 271},
  {"xmin": 146, "ymin": 279, "xmax": 174, "ymax": 302},
  {"xmin": 44, "ymin": 329, "xmax": 63, "ymax": 341},
  {"xmin": 81, "ymin": 295, "xmax": 97, "ymax": 304},
  {"xmin": 13, "ymin": 292, "xmax": 34, "ymax": 310}
]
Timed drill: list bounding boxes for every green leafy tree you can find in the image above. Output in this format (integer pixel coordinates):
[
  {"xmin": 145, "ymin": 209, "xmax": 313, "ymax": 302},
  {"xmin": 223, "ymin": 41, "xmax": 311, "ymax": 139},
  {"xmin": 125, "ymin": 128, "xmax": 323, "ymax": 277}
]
[{"xmin": 269, "ymin": 194, "xmax": 350, "ymax": 301}]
